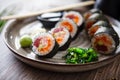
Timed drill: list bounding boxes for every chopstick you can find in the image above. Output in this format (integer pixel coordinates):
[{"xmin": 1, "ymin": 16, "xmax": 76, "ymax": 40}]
[{"xmin": 0, "ymin": 1, "xmax": 95, "ymax": 20}]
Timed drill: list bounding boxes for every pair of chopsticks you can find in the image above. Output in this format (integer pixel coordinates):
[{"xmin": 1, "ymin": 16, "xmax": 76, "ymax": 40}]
[{"xmin": 0, "ymin": 1, "xmax": 95, "ymax": 21}]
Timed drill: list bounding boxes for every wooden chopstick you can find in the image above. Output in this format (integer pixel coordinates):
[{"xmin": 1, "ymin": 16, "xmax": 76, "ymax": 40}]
[{"xmin": 0, "ymin": 1, "xmax": 95, "ymax": 20}]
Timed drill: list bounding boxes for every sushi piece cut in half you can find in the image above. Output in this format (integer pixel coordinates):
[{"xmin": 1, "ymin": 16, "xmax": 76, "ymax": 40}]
[
  {"xmin": 91, "ymin": 27, "xmax": 119, "ymax": 55},
  {"xmin": 50, "ymin": 27, "xmax": 71, "ymax": 50},
  {"xmin": 32, "ymin": 33, "xmax": 59, "ymax": 58},
  {"xmin": 84, "ymin": 8, "xmax": 102, "ymax": 20},
  {"xmin": 55, "ymin": 18, "xmax": 78, "ymax": 38},
  {"xmin": 63, "ymin": 11, "xmax": 84, "ymax": 28},
  {"xmin": 88, "ymin": 20, "xmax": 111, "ymax": 38}
]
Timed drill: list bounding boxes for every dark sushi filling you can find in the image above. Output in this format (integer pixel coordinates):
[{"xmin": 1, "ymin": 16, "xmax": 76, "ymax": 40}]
[
  {"xmin": 92, "ymin": 33, "xmax": 115, "ymax": 54},
  {"xmin": 85, "ymin": 20, "xmax": 95, "ymax": 31},
  {"xmin": 95, "ymin": 42, "xmax": 108, "ymax": 52}
]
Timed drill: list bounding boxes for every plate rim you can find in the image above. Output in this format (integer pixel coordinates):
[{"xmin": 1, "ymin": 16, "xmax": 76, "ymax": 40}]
[{"xmin": 2, "ymin": 16, "xmax": 120, "ymax": 72}]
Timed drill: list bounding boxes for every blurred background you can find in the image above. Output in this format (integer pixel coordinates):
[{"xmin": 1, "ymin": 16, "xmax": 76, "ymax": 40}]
[
  {"xmin": 0, "ymin": 0, "xmax": 120, "ymax": 32},
  {"xmin": 0, "ymin": 0, "xmax": 81, "ymax": 32},
  {"xmin": 0, "ymin": 0, "xmax": 81, "ymax": 16},
  {"xmin": 94, "ymin": 0, "xmax": 120, "ymax": 21}
]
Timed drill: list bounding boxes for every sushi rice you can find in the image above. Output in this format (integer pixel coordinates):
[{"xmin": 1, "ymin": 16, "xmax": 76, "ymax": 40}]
[
  {"xmin": 50, "ymin": 27, "xmax": 71, "ymax": 50},
  {"xmin": 32, "ymin": 32, "xmax": 59, "ymax": 57},
  {"xmin": 63, "ymin": 11, "xmax": 83, "ymax": 27},
  {"xmin": 55, "ymin": 18, "xmax": 77, "ymax": 38},
  {"xmin": 91, "ymin": 32, "xmax": 116, "ymax": 54},
  {"xmin": 91, "ymin": 27, "xmax": 119, "ymax": 54}
]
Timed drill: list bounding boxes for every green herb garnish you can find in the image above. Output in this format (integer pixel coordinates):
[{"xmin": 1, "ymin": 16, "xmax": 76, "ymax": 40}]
[
  {"xmin": 65, "ymin": 47, "xmax": 98, "ymax": 64},
  {"xmin": 0, "ymin": 20, "xmax": 6, "ymax": 32}
]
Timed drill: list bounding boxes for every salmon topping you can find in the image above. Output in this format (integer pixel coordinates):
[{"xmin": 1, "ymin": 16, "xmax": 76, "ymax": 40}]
[
  {"xmin": 53, "ymin": 29, "xmax": 66, "ymax": 44},
  {"xmin": 61, "ymin": 21, "xmax": 73, "ymax": 32},
  {"xmin": 34, "ymin": 37, "xmax": 52, "ymax": 54},
  {"xmin": 66, "ymin": 14, "xmax": 79, "ymax": 25},
  {"xmin": 88, "ymin": 25, "xmax": 99, "ymax": 37},
  {"xmin": 38, "ymin": 37, "xmax": 52, "ymax": 53}
]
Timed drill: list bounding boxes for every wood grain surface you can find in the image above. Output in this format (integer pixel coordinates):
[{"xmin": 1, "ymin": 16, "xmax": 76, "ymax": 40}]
[{"xmin": 0, "ymin": 0, "xmax": 120, "ymax": 80}]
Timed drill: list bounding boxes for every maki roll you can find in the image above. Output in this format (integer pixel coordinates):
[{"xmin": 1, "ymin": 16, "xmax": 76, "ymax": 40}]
[
  {"xmin": 85, "ymin": 13, "xmax": 108, "ymax": 32},
  {"xmin": 84, "ymin": 8, "xmax": 102, "ymax": 20},
  {"xmin": 63, "ymin": 11, "xmax": 84, "ymax": 28},
  {"xmin": 91, "ymin": 27, "xmax": 119, "ymax": 55},
  {"xmin": 55, "ymin": 18, "xmax": 78, "ymax": 38},
  {"xmin": 32, "ymin": 33, "xmax": 59, "ymax": 58},
  {"xmin": 50, "ymin": 27, "xmax": 71, "ymax": 50},
  {"xmin": 88, "ymin": 20, "xmax": 111, "ymax": 38}
]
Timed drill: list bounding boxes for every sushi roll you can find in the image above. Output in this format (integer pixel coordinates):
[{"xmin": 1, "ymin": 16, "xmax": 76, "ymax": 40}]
[
  {"xmin": 84, "ymin": 8, "xmax": 102, "ymax": 20},
  {"xmin": 85, "ymin": 13, "xmax": 108, "ymax": 32},
  {"xmin": 63, "ymin": 11, "xmax": 84, "ymax": 28},
  {"xmin": 32, "ymin": 32, "xmax": 59, "ymax": 58},
  {"xmin": 55, "ymin": 18, "xmax": 78, "ymax": 39},
  {"xmin": 88, "ymin": 20, "xmax": 111, "ymax": 38},
  {"xmin": 50, "ymin": 27, "xmax": 71, "ymax": 50},
  {"xmin": 91, "ymin": 27, "xmax": 119, "ymax": 55}
]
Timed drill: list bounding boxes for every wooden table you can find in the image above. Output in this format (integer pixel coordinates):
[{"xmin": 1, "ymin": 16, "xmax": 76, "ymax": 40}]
[{"xmin": 0, "ymin": 0, "xmax": 120, "ymax": 80}]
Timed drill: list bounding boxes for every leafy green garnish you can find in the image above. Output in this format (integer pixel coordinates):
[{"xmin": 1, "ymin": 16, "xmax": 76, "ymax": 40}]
[
  {"xmin": 65, "ymin": 47, "xmax": 98, "ymax": 64},
  {"xmin": 0, "ymin": 20, "xmax": 6, "ymax": 32}
]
